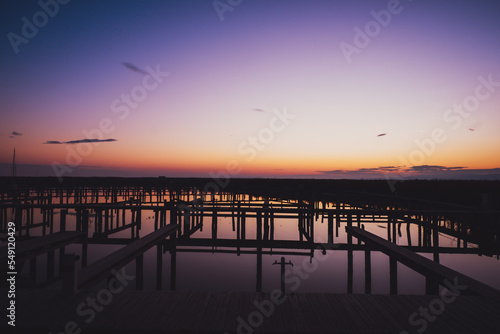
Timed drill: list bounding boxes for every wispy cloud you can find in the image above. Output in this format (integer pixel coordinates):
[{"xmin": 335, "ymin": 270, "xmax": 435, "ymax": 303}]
[
  {"xmin": 316, "ymin": 165, "xmax": 500, "ymax": 180},
  {"xmin": 122, "ymin": 62, "xmax": 148, "ymax": 75},
  {"xmin": 44, "ymin": 139, "xmax": 117, "ymax": 144},
  {"xmin": 408, "ymin": 165, "xmax": 465, "ymax": 172},
  {"xmin": 318, "ymin": 166, "xmax": 401, "ymax": 175}
]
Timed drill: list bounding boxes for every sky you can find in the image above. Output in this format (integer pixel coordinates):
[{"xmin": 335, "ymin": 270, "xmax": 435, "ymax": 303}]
[{"xmin": 1, "ymin": 0, "xmax": 500, "ymax": 179}]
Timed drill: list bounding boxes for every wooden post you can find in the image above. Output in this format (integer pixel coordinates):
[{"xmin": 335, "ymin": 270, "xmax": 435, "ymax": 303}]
[
  {"xmin": 29, "ymin": 257, "xmax": 37, "ymax": 285},
  {"xmin": 154, "ymin": 209, "xmax": 159, "ymax": 230},
  {"xmin": 212, "ymin": 209, "xmax": 218, "ymax": 242},
  {"xmin": 156, "ymin": 243, "xmax": 163, "ymax": 290},
  {"xmin": 390, "ymin": 257, "xmax": 397, "ymax": 295},
  {"xmin": 47, "ymin": 250, "xmax": 55, "ymax": 280},
  {"xmin": 170, "ymin": 231, "xmax": 177, "ymax": 291},
  {"xmin": 273, "ymin": 257, "xmax": 293, "ymax": 295},
  {"xmin": 60, "ymin": 209, "xmax": 67, "ymax": 232},
  {"xmin": 426, "ymin": 277, "xmax": 439, "ymax": 295},
  {"xmin": 256, "ymin": 210, "xmax": 262, "ymax": 292},
  {"xmin": 136, "ymin": 254, "xmax": 143, "ymax": 290},
  {"xmin": 131, "ymin": 209, "xmax": 135, "ymax": 239},
  {"xmin": 347, "ymin": 247, "xmax": 353, "ymax": 293},
  {"xmin": 328, "ymin": 211, "xmax": 334, "ymax": 244},
  {"xmin": 365, "ymin": 248, "xmax": 371, "ymax": 294},
  {"xmin": 432, "ymin": 217, "xmax": 440, "ymax": 263},
  {"xmin": 82, "ymin": 210, "xmax": 89, "ymax": 267},
  {"xmin": 49, "ymin": 209, "xmax": 54, "ymax": 234},
  {"xmin": 62, "ymin": 254, "xmax": 79, "ymax": 295},
  {"xmin": 347, "ymin": 214, "xmax": 352, "ymax": 246}
]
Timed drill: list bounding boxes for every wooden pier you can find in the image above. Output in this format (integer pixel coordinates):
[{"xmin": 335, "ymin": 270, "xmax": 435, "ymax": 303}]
[
  {"xmin": 1, "ymin": 178, "xmax": 500, "ymax": 333},
  {"xmin": 3, "ymin": 287, "xmax": 500, "ymax": 333}
]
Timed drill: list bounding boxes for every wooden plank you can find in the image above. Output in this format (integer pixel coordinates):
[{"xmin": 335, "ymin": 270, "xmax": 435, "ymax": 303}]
[
  {"xmin": 6, "ymin": 289, "xmax": 500, "ymax": 333},
  {"xmin": 350, "ymin": 294, "xmax": 397, "ymax": 333},
  {"xmin": 276, "ymin": 293, "xmax": 298, "ymax": 333},
  {"xmin": 0, "ymin": 231, "xmax": 84, "ymax": 263},
  {"xmin": 78, "ymin": 224, "xmax": 178, "ymax": 290},
  {"xmin": 326, "ymin": 293, "xmax": 371, "ymax": 333},
  {"xmin": 195, "ymin": 292, "xmax": 222, "ymax": 331},
  {"xmin": 157, "ymin": 291, "xmax": 195, "ymax": 330},
  {"xmin": 223, "ymin": 291, "xmax": 241, "ymax": 332},
  {"xmin": 295, "ymin": 293, "xmax": 325, "ymax": 333},
  {"xmin": 346, "ymin": 226, "xmax": 500, "ymax": 300},
  {"xmin": 180, "ymin": 291, "xmax": 213, "ymax": 332},
  {"xmin": 210, "ymin": 291, "xmax": 231, "ymax": 331},
  {"xmin": 304, "ymin": 293, "xmax": 338, "ymax": 333}
]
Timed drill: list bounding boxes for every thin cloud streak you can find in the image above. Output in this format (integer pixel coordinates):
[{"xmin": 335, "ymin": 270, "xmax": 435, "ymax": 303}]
[
  {"xmin": 122, "ymin": 62, "xmax": 148, "ymax": 75},
  {"xmin": 44, "ymin": 139, "xmax": 117, "ymax": 144}
]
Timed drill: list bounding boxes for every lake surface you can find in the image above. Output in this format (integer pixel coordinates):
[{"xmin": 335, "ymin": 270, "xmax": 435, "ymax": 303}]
[{"xmin": 1, "ymin": 182, "xmax": 499, "ymax": 295}]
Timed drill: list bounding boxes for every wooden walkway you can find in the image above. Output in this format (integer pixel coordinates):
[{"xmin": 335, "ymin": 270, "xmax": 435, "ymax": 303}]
[{"xmin": 3, "ymin": 287, "xmax": 500, "ymax": 333}]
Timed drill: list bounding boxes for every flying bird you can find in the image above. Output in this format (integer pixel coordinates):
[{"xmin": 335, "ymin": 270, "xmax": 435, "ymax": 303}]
[
  {"xmin": 253, "ymin": 108, "xmax": 266, "ymax": 112},
  {"xmin": 377, "ymin": 133, "xmax": 387, "ymax": 137},
  {"xmin": 468, "ymin": 128, "xmax": 475, "ymax": 131},
  {"xmin": 121, "ymin": 62, "xmax": 148, "ymax": 75}
]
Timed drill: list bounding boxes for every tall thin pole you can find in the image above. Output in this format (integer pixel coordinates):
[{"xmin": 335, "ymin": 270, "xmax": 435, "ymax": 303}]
[{"xmin": 12, "ymin": 148, "xmax": 16, "ymax": 177}]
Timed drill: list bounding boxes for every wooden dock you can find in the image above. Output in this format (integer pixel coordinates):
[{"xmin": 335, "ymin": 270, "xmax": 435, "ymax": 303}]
[{"xmin": 3, "ymin": 287, "xmax": 500, "ymax": 333}]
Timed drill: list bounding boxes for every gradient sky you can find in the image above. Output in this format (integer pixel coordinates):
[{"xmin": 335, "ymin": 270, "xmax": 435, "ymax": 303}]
[{"xmin": 1, "ymin": 0, "xmax": 500, "ymax": 178}]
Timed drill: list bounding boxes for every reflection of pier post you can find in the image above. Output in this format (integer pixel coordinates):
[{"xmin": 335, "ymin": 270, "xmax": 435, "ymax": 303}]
[
  {"xmin": 212, "ymin": 209, "xmax": 218, "ymax": 253},
  {"xmin": 365, "ymin": 246, "xmax": 371, "ymax": 294},
  {"xmin": 170, "ymin": 229, "xmax": 177, "ymax": 291},
  {"xmin": 328, "ymin": 211, "xmax": 334, "ymax": 243},
  {"xmin": 270, "ymin": 209, "xmax": 275, "ymax": 242},
  {"xmin": 347, "ymin": 213, "xmax": 353, "ymax": 293},
  {"xmin": 390, "ymin": 256, "xmax": 397, "ymax": 295},
  {"xmin": 335, "ymin": 202, "xmax": 340, "ymax": 238},
  {"xmin": 263, "ymin": 200, "xmax": 269, "ymax": 241},
  {"xmin": 406, "ymin": 218, "xmax": 412, "ymax": 246},
  {"xmin": 256, "ymin": 211, "xmax": 262, "ymax": 292},
  {"xmin": 82, "ymin": 210, "xmax": 89, "ymax": 267},
  {"xmin": 432, "ymin": 217, "xmax": 440, "ymax": 263},
  {"xmin": 59, "ymin": 209, "xmax": 67, "ymax": 271},
  {"xmin": 309, "ymin": 202, "xmax": 314, "ymax": 243}
]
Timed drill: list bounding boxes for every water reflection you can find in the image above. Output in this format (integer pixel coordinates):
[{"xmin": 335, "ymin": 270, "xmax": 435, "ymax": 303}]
[{"xmin": 1, "ymin": 184, "xmax": 499, "ymax": 294}]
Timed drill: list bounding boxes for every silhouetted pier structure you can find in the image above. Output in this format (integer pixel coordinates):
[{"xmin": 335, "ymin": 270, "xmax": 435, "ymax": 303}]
[
  {"xmin": 3, "ymin": 288, "xmax": 500, "ymax": 333},
  {"xmin": 1, "ymin": 178, "xmax": 500, "ymax": 333}
]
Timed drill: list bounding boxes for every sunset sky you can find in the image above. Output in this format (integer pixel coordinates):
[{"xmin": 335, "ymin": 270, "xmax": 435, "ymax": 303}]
[{"xmin": 1, "ymin": 0, "xmax": 500, "ymax": 179}]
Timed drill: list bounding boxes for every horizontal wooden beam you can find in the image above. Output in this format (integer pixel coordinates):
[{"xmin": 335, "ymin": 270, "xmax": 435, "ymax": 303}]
[
  {"xmin": 77, "ymin": 224, "xmax": 178, "ymax": 290},
  {"xmin": 0, "ymin": 231, "xmax": 84, "ymax": 263},
  {"xmin": 346, "ymin": 226, "xmax": 500, "ymax": 299}
]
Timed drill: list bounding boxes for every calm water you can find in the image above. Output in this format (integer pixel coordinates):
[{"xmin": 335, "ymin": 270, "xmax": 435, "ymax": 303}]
[{"xmin": 2, "ymin": 189, "xmax": 500, "ymax": 294}]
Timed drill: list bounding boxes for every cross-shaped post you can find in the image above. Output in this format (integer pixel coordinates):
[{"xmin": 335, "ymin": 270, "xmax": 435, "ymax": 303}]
[{"xmin": 273, "ymin": 256, "xmax": 293, "ymax": 295}]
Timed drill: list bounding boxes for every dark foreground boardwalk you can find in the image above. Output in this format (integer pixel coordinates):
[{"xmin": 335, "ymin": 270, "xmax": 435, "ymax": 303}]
[{"xmin": 3, "ymin": 286, "xmax": 500, "ymax": 334}]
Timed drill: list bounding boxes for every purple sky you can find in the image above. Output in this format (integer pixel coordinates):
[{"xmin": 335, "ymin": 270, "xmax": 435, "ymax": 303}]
[{"xmin": 1, "ymin": 0, "xmax": 500, "ymax": 179}]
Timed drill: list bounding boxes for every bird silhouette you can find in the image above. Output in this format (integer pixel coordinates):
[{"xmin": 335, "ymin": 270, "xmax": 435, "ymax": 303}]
[{"xmin": 377, "ymin": 133, "xmax": 387, "ymax": 137}]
